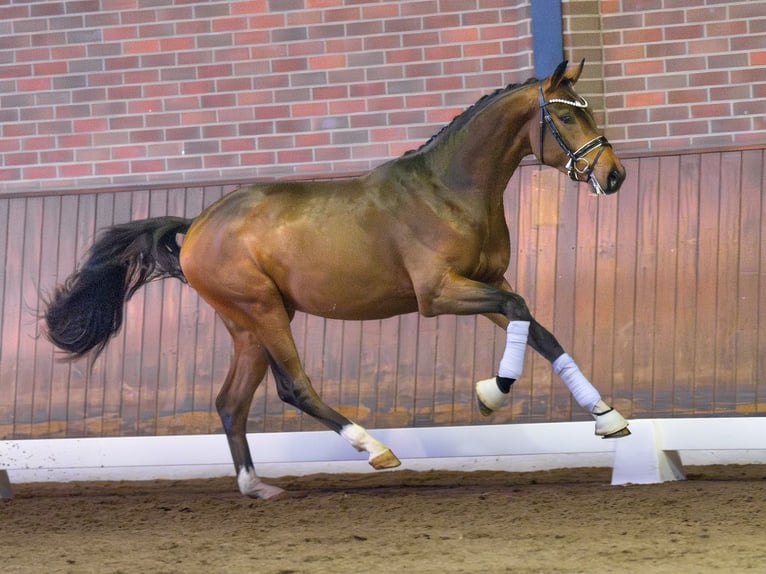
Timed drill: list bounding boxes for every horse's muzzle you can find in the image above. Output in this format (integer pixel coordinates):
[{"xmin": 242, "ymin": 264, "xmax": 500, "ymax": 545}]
[{"xmin": 605, "ymin": 166, "xmax": 625, "ymax": 194}]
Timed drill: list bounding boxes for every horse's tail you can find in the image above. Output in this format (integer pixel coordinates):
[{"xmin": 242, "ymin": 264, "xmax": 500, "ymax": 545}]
[{"xmin": 44, "ymin": 216, "xmax": 194, "ymax": 358}]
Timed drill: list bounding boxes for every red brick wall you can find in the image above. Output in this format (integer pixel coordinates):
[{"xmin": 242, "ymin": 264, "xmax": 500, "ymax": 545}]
[
  {"xmin": 598, "ymin": 0, "xmax": 766, "ymax": 150},
  {"xmin": 1, "ymin": 1, "xmax": 764, "ymax": 195},
  {"xmin": 0, "ymin": 0, "xmax": 532, "ymax": 194}
]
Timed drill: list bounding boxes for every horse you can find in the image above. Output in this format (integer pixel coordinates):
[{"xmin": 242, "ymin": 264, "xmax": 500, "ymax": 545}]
[{"xmin": 44, "ymin": 60, "xmax": 628, "ymax": 499}]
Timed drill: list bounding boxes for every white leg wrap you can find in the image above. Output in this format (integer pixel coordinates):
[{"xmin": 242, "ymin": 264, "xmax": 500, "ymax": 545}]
[
  {"xmin": 237, "ymin": 467, "xmax": 285, "ymax": 500},
  {"xmin": 552, "ymin": 353, "xmax": 601, "ymax": 411},
  {"xmin": 498, "ymin": 320, "xmax": 530, "ymax": 379},
  {"xmin": 340, "ymin": 423, "xmax": 390, "ymax": 462}
]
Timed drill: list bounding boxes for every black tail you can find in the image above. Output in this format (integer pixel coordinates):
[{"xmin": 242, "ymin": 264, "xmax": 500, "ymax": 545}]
[{"xmin": 44, "ymin": 216, "xmax": 193, "ymax": 358}]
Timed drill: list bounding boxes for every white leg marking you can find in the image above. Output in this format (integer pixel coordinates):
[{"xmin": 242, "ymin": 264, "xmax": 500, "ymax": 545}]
[
  {"xmin": 237, "ymin": 467, "xmax": 285, "ymax": 500},
  {"xmin": 340, "ymin": 423, "xmax": 390, "ymax": 462},
  {"xmin": 498, "ymin": 321, "xmax": 530, "ymax": 379}
]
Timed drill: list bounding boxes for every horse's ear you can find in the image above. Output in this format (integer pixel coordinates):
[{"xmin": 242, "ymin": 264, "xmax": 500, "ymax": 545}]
[
  {"xmin": 548, "ymin": 60, "xmax": 569, "ymax": 91},
  {"xmin": 564, "ymin": 59, "xmax": 585, "ymax": 85}
]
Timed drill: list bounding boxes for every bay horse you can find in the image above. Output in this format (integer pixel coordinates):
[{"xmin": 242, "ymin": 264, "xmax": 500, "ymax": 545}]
[{"xmin": 45, "ymin": 60, "xmax": 628, "ymax": 499}]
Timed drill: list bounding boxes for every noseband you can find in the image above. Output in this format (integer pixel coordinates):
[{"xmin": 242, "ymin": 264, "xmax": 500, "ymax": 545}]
[{"xmin": 538, "ymin": 83, "xmax": 612, "ymax": 195}]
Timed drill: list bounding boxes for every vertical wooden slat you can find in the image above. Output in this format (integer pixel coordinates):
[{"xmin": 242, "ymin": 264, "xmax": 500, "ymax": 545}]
[
  {"xmin": 592, "ymin": 179, "xmax": 619, "ymax": 411},
  {"xmin": 714, "ymin": 152, "xmax": 742, "ymax": 414},
  {"xmin": 673, "ymin": 154, "xmax": 701, "ymax": 415},
  {"xmin": 653, "ymin": 156, "xmax": 681, "ymax": 416},
  {"xmin": 632, "ymin": 157, "xmax": 660, "ymax": 416},
  {"xmin": 694, "ymin": 153, "xmax": 722, "ymax": 412},
  {"xmin": 612, "ymin": 158, "xmax": 639, "ymax": 416},
  {"xmin": 735, "ymin": 149, "xmax": 762, "ymax": 414}
]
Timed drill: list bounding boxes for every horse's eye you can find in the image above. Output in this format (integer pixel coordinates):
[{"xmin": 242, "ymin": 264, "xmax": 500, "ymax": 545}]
[{"xmin": 559, "ymin": 114, "xmax": 572, "ymax": 124}]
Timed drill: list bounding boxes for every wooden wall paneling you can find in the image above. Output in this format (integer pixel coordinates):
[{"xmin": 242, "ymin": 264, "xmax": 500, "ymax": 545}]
[
  {"xmin": 358, "ymin": 318, "xmax": 383, "ymax": 426},
  {"xmin": 138, "ymin": 189, "xmax": 169, "ymax": 435},
  {"xmin": 714, "ymin": 152, "xmax": 742, "ymax": 414},
  {"xmin": 758, "ymin": 149, "xmax": 766, "ymax": 414},
  {"xmin": 0, "ymin": 198, "xmax": 10, "ymax": 436},
  {"xmin": 157, "ymin": 188, "xmax": 184, "ymax": 426},
  {"xmin": 175, "ymin": 187, "xmax": 209, "ymax": 433},
  {"xmin": 84, "ymin": 192, "xmax": 114, "ymax": 436},
  {"xmin": 375, "ymin": 316, "xmax": 405, "ymax": 427},
  {"xmin": 33, "ymin": 196, "xmax": 62, "ymax": 436},
  {"xmin": 429, "ymin": 314, "xmax": 455, "ymax": 425},
  {"xmin": 592, "ymin": 178, "xmax": 619, "ymax": 415},
  {"xmin": 319, "ymin": 319, "xmax": 344, "ymax": 431},
  {"xmin": 119, "ymin": 190, "xmax": 149, "ymax": 435},
  {"xmin": 339, "ymin": 319, "xmax": 364, "ymax": 425},
  {"xmin": 395, "ymin": 313, "xmax": 420, "ymax": 426},
  {"xmin": 551, "ymin": 171, "xmax": 579, "ymax": 420},
  {"xmin": 451, "ymin": 315, "xmax": 478, "ymax": 426},
  {"xmin": 632, "ymin": 157, "xmax": 660, "ymax": 416},
  {"xmin": 735, "ymin": 149, "xmax": 763, "ymax": 414},
  {"xmin": 187, "ymin": 187, "xmax": 223, "ymax": 434},
  {"xmin": 104, "ymin": 191, "xmax": 136, "ymax": 436},
  {"xmin": 611, "ymin": 158, "xmax": 640, "ymax": 417},
  {"xmin": 527, "ymin": 167, "xmax": 559, "ymax": 421},
  {"xmin": 673, "ymin": 154, "xmax": 702, "ymax": 416},
  {"xmin": 49, "ymin": 195, "xmax": 79, "ymax": 436},
  {"xmin": 694, "ymin": 153, "xmax": 722, "ymax": 412},
  {"xmin": 653, "ymin": 156, "xmax": 681, "ymax": 416},
  {"xmin": 571, "ymin": 179, "xmax": 600, "ymax": 418},
  {"xmin": 413, "ymin": 316, "xmax": 437, "ymax": 427},
  {"xmin": 510, "ymin": 163, "xmax": 536, "ymax": 422},
  {"xmin": 18, "ymin": 198, "xmax": 45, "ymax": 436}
]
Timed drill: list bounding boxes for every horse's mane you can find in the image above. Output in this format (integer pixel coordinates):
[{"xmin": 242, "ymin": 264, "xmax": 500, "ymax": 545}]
[{"xmin": 410, "ymin": 76, "xmax": 538, "ymax": 154}]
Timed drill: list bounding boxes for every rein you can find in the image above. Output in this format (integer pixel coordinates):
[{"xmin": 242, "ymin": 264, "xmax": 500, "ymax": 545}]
[{"xmin": 537, "ymin": 83, "xmax": 612, "ymax": 195}]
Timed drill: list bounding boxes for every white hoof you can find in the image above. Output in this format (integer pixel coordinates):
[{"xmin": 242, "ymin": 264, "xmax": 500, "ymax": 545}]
[
  {"xmin": 592, "ymin": 400, "xmax": 630, "ymax": 437},
  {"xmin": 475, "ymin": 377, "xmax": 508, "ymax": 416}
]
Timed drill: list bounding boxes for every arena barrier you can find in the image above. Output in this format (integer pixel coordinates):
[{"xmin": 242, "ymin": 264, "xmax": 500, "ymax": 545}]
[{"xmin": 1, "ymin": 417, "xmax": 764, "ymax": 498}]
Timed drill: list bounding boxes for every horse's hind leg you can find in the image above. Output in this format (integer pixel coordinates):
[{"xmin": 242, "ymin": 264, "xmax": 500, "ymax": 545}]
[
  {"xmin": 216, "ymin": 327, "xmax": 286, "ymax": 499},
  {"xmin": 233, "ymin": 296, "xmax": 400, "ymax": 471}
]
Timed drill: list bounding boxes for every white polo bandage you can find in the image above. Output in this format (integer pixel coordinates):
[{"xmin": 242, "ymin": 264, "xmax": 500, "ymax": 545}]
[
  {"xmin": 498, "ymin": 320, "xmax": 530, "ymax": 379},
  {"xmin": 552, "ymin": 352, "xmax": 600, "ymax": 411}
]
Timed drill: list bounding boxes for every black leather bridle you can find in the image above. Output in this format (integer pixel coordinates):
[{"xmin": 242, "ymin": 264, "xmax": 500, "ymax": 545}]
[{"xmin": 538, "ymin": 83, "xmax": 612, "ymax": 195}]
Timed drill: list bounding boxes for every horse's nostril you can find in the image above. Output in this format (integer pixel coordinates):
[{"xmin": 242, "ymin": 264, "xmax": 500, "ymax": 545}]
[{"xmin": 608, "ymin": 168, "xmax": 623, "ymax": 192}]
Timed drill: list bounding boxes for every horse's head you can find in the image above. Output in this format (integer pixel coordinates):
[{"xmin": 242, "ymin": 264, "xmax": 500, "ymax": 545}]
[{"xmin": 533, "ymin": 60, "xmax": 625, "ymax": 195}]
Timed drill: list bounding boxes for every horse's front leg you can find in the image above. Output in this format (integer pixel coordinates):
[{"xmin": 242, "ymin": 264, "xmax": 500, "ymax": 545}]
[{"xmin": 476, "ymin": 282, "xmax": 629, "ymax": 438}]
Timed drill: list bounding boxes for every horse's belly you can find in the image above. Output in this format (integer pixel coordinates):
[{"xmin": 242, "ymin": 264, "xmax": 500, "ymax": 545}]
[{"xmin": 280, "ymin": 265, "xmax": 419, "ymax": 321}]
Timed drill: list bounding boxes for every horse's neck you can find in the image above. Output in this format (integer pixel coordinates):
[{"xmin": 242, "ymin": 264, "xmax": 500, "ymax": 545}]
[{"xmin": 425, "ymin": 88, "xmax": 536, "ymax": 200}]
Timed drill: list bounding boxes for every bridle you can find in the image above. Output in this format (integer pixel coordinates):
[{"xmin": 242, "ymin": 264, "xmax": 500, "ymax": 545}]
[{"xmin": 538, "ymin": 83, "xmax": 612, "ymax": 195}]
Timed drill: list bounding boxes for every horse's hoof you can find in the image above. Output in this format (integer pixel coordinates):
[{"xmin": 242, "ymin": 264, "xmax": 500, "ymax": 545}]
[
  {"xmin": 370, "ymin": 449, "xmax": 401, "ymax": 470},
  {"xmin": 592, "ymin": 401, "xmax": 629, "ymax": 437},
  {"xmin": 477, "ymin": 397, "xmax": 494, "ymax": 417},
  {"xmin": 602, "ymin": 427, "xmax": 631, "ymax": 439},
  {"xmin": 475, "ymin": 377, "xmax": 507, "ymax": 416},
  {"xmin": 244, "ymin": 482, "xmax": 287, "ymax": 500}
]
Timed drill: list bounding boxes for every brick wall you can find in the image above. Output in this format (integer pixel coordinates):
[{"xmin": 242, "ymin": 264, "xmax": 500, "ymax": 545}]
[
  {"xmin": 597, "ymin": 0, "xmax": 766, "ymax": 150},
  {"xmin": 0, "ymin": 0, "xmax": 532, "ymax": 194},
  {"xmin": 1, "ymin": 1, "xmax": 764, "ymax": 195}
]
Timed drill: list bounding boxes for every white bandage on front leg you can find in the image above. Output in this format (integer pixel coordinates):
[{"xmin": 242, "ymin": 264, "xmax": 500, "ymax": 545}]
[
  {"xmin": 475, "ymin": 321, "xmax": 530, "ymax": 415},
  {"xmin": 551, "ymin": 352, "xmax": 601, "ymax": 411},
  {"xmin": 498, "ymin": 320, "xmax": 530, "ymax": 379},
  {"xmin": 552, "ymin": 353, "xmax": 629, "ymax": 437}
]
